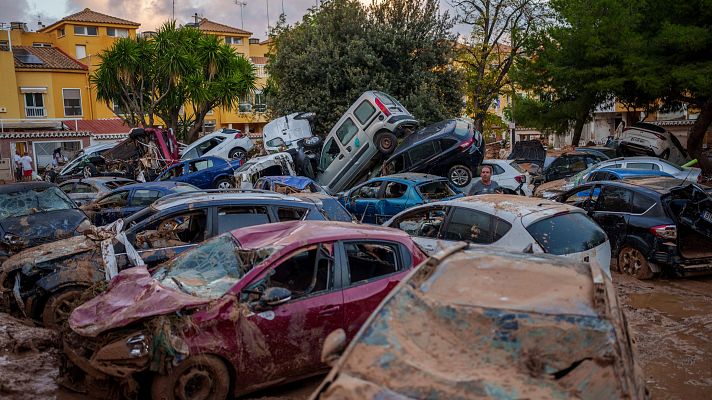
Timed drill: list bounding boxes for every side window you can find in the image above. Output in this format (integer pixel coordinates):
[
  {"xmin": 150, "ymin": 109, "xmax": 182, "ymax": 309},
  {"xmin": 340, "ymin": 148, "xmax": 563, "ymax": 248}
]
[
  {"xmin": 596, "ymin": 186, "xmax": 633, "ymax": 213},
  {"xmin": 441, "ymin": 207, "xmax": 511, "ymax": 244},
  {"xmin": 59, "ymin": 183, "xmax": 74, "ymax": 193},
  {"xmin": 353, "ymin": 100, "xmax": 376, "ymax": 125},
  {"xmin": 183, "ymin": 147, "xmax": 198, "ymax": 160},
  {"xmin": 160, "ymin": 164, "xmax": 185, "ymax": 180},
  {"xmin": 188, "ymin": 159, "xmax": 213, "ymax": 173},
  {"xmin": 491, "ymin": 164, "xmax": 506, "ymax": 175},
  {"xmin": 97, "ymin": 191, "xmax": 129, "ymax": 208},
  {"xmin": 352, "ymin": 181, "xmax": 382, "ymax": 199},
  {"xmin": 384, "ymin": 182, "xmax": 408, "ymax": 199},
  {"xmin": 569, "ymin": 156, "xmax": 587, "ymax": 172},
  {"xmin": 196, "ymin": 137, "xmax": 224, "ymax": 156},
  {"xmin": 438, "ymin": 138, "xmax": 458, "ymax": 149},
  {"xmin": 217, "ymin": 206, "xmax": 270, "ymax": 234},
  {"xmin": 74, "ymin": 183, "xmax": 97, "ymax": 193},
  {"xmin": 631, "ymin": 192, "xmax": 656, "ymax": 214},
  {"xmin": 408, "ymin": 141, "xmax": 439, "ymax": 164},
  {"xmin": 276, "ymin": 207, "xmax": 308, "ymax": 221},
  {"xmin": 266, "ymin": 245, "xmax": 333, "ymax": 300},
  {"xmin": 319, "ymin": 138, "xmax": 341, "ymax": 171},
  {"xmin": 131, "ymin": 190, "xmax": 161, "ymax": 207},
  {"xmin": 627, "ymin": 162, "xmax": 659, "ymax": 171},
  {"xmin": 134, "ymin": 211, "xmax": 208, "ymax": 248},
  {"xmin": 391, "ymin": 207, "xmax": 447, "ymax": 238},
  {"xmin": 336, "ymin": 117, "xmax": 359, "ymax": 144},
  {"xmin": 344, "ymin": 241, "xmax": 400, "ymax": 285},
  {"xmin": 383, "ymin": 154, "xmax": 406, "ymax": 174}
]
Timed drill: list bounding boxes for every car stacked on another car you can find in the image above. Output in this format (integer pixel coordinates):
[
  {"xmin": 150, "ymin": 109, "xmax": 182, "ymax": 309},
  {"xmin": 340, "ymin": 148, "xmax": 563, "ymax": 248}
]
[
  {"xmin": 58, "ymin": 177, "xmax": 136, "ymax": 206},
  {"xmin": 381, "ymin": 118, "xmax": 485, "ymax": 188},
  {"xmin": 555, "ymin": 177, "xmax": 712, "ymax": 279},
  {"xmin": 180, "ymin": 128, "xmax": 254, "ymax": 161},
  {"xmin": 61, "ymin": 221, "xmax": 428, "ymax": 399},
  {"xmin": 384, "ymin": 194, "xmax": 612, "ymax": 276},
  {"xmin": 339, "ymin": 174, "xmax": 463, "ymax": 224},
  {"xmin": 157, "ymin": 155, "xmax": 242, "ymax": 189},
  {"xmin": 619, "ymin": 122, "xmax": 689, "ymax": 164}
]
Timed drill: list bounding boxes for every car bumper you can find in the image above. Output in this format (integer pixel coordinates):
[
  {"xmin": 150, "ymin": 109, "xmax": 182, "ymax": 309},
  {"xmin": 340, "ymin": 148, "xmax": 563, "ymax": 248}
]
[
  {"xmin": 651, "ymin": 248, "xmax": 712, "ymax": 276},
  {"xmin": 619, "ymin": 142, "xmax": 661, "ymax": 156}
]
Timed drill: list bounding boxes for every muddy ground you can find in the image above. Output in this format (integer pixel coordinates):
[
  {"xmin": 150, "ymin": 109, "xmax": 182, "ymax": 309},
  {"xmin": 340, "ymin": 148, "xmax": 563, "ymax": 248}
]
[{"xmin": 1, "ymin": 273, "xmax": 710, "ymax": 399}]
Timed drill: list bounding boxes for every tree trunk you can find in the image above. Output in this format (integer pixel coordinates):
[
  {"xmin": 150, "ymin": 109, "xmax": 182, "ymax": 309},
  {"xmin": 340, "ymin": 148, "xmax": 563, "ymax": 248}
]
[
  {"xmin": 687, "ymin": 98, "xmax": 712, "ymax": 173},
  {"xmin": 570, "ymin": 116, "xmax": 586, "ymax": 147}
]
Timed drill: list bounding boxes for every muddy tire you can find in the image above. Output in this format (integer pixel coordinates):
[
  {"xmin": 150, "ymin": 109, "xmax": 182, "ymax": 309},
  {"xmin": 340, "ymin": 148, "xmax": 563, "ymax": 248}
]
[
  {"xmin": 448, "ymin": 165, "xmax": 472, "ymax": 188},
  {"xmin": 215, "ymin": 178, "xmax": 234, "ymax": 190},
  {"xmin": 618, "ymin": 246, "xmax": 655, "ymax": 280},
  {"xmin": 228, "ymin": 147, "xmax": 247, "ymax": 161},
  {"xmin": 151, "ymin": 354, "xmax": 230, "ymax": 400},
  {"xmin": 42, "ymin": 288, "xmax": 85, "ymax": 329},
  {"xmin": 375, "ymin": 131, "xmax": 397, "ymax": 154}
]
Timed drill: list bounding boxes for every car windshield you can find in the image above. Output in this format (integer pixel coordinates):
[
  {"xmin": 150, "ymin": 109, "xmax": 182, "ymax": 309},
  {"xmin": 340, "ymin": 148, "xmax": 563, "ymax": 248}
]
[
  {"xmin": 152, "ymin": 234, "xmax": 276, "ymax": 299},
  {"xmin": 173, "ymin": 184, "xmax": 197, "ymax": 193},
  {"xmin": 568, "ymin": 164, "xmax": 597, "ymax": 184},
  {"xmin": 417, "ymin": 180, "xmax": 457, "ymax": 201},
  {"xmin": 526, "ymin": 212, "xmax": 607, "ymax": 255},
  {"xmin": 657, "ymin": 158, "xmax": 684, "ymax": 171},
  {"xmin": 0, "ymin": 186, "xmax": 76, "ymax": 219},
  {"xmin": 235, "ymin": 161, "xmax": 256, "ymax": 173}
]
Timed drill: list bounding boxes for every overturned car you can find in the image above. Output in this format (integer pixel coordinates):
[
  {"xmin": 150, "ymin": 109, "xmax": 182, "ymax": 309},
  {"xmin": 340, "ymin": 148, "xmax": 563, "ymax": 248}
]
[{"xmin": 312, "ymin": 244, "xmax": 649, "ymax": 399}]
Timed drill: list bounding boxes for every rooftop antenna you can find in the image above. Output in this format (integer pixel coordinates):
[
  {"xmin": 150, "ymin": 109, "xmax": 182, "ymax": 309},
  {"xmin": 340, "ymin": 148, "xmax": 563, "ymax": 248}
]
[
  {"xmin": 265, "ymin": 0, "xmax": 270, "ymax": 34},
  {"xmin": 235, "ymin": 1, "xmax": 247, "ymax": 29},
  {"xmin": 172, "ymin": 0, "xmax": 175, "ymax": 21}
]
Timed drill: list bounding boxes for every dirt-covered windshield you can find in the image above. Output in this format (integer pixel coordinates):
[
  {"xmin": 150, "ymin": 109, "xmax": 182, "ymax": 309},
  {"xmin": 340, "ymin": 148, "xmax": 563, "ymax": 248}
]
[
  {"xmin": 417, "ymin": 180, "xmax": 457, "ymax": 201},
  {"xmin": 152, "ymin": 233, "xmax": 277, "ymax": 299},
  {"xmin": 0, "ymin": 186, "xmax": 76, "ymax": 219}
]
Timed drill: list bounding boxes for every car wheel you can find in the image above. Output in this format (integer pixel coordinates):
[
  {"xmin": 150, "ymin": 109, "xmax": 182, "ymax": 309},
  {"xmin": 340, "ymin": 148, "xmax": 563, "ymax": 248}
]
[
  {"xmin": 228, "ymin": 147, "xmax": 247, "ymax": 161},
  {"xmin": 448, "ymin": 165, "xmax": 472, "ymax": 187},
  {"xmin": 618, "ymin": 246, "xmax": 655, "ymax": 280},
  {"xmin": 215, "ymin": 178, "xmax": 234, "ymax": 190},
  {"xmin": 151, "ymin": 354, "xmax": 230, "ymax": 400},
  {"xmin": 42, "ymin": 288, "xmax": 85, "ymax": 329},
  {"xmin": 375, "ymin": 132, "xmax": 397, "ymax": 154}
]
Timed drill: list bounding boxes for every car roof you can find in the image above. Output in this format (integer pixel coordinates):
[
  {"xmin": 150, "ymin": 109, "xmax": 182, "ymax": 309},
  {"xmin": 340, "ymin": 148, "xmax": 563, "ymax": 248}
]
[
  {"xmin": 232, "ymin": 220, "xmax": 409, "ymax": 250},
  {"xmin": 593, "ymin": 168, "xmax": 671, "ymax": 177},
  {"xmin": 150, "ymin": 190, "xmax": 309, "ymax": 211},
  {"xmin": 0, "ymin": 181, "xmax": 56, "ymax": 194},
  {"xmin": 609, "ymin": 176, "xmax": 690, "ymax": 194},
  {"xmin": 62, "ymin": 177, "xmax": 135, "ymax": 184},
  {"xmin": 603, "ymin": 155, "xmax": 667, "ymax": 163},
  {"xmin": 118, "ymin": 181, "xmax": 195, "ymax": 191},
  {"xmin": 375, "ymin": 173, "xmax": 446, "ymax": 184},
  {"xmin": 388, "ymin": 119, "xmax": 460, "ymax": 159},
  {"xmin": 440, "ymin": 194, "xmax": 579, "ymax": 221}
]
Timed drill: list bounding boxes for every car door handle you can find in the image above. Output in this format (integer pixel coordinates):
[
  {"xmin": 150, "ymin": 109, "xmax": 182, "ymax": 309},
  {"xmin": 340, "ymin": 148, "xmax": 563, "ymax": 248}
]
[
  {"xmin": 346, "ymin": 146, "xmax": 352, "ymax": 152},
  {"xmin": 319, "ymin": 306, "xmax": 340, "ymax": 317},
  {"xmin": 338, "ymin": 154, "xmax": 345, "ymax": 160}
]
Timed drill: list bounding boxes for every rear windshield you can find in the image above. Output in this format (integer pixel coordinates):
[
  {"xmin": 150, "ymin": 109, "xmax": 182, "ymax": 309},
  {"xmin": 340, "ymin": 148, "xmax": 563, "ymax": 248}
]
[
  {"xmin": 509, "ymin": 161, "xmax": 526, "ymax": 173},
  {"xmin": 104, "ymin": 180, "xmax": 133, "ymax": 190},
  {"xmin": 657, "ymin": 159, "xmax": 684, "ymax": 171},
  {"xmin": 174, "ymin": 184, "xmax": 197, "ymax": 193},
  {"xmin": 526, "ymin": 212, "xmax": 607, "ymax": 255},
  {"xmin": 317, "ymin": 198, "xmax": 355, "ymax": 222},
  {"xmin": 0, "ymin": 186, "xmax": 76, "ymax": 219},
  {"xmin": 417, "ymin": 181, "xmax": 457, "ymax": 201}
]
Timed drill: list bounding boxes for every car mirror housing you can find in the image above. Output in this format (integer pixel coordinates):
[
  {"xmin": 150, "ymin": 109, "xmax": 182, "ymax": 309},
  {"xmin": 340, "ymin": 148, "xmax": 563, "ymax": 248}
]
[{"xmin": 260, "ymin": 287, "xmax": 292, "ymax": 307}]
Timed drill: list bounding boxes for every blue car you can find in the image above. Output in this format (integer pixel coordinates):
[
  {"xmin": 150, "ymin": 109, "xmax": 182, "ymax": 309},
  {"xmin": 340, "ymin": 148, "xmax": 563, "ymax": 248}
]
[
  {"xmin": 82, "ymin": 181, "xmax": 197, "ymax": 226},
  {"xmin": 339, "ymin": 173, "xmax": 463, "ymax": 224},
  {"xmin": 156, "ymin": 156, "xmax": 242, "ymax": 189},
  {"xmin": 565, "ymin": 167, "xmax": 673, "ymax": 201},
  {"xmin": 254, "ymin": 176, "xmax": 327, "ymax": 194}
]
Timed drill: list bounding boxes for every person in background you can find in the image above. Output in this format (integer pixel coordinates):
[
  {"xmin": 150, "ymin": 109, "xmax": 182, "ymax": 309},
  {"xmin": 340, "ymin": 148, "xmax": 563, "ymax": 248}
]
[
  {"xmin": 21, "ymin": 152, "xmax": 34, "ymax": 181},
  {"xmin": 468, "ymin": 165, "xmax": 501, "ymax": 195},
  {"xmin": 13, "ymin": 150, "xmax": 22, "ymax": 182}
]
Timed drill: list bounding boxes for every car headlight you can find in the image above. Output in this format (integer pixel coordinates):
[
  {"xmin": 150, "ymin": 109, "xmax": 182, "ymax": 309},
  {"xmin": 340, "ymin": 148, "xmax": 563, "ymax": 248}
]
[
  {"xmin": 3, "ymin": 233, "xmax": 26, "ymax": 247},
  {"xmin": 126, "ymin": 333, "xmax": 149, "ymax": 358}
]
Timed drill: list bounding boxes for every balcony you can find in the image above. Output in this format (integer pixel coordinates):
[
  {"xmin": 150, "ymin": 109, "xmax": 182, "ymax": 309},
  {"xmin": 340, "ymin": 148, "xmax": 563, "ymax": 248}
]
[{"xmin": 25, "ymin": 106, "xmax": 46, "ymax": 118}]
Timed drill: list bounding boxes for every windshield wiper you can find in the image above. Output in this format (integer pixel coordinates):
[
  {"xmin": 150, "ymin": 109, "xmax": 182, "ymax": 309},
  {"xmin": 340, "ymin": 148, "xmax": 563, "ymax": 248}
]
[{"xmin": 170, "ymin": 276, "xmax": 195, "ymax": 296}]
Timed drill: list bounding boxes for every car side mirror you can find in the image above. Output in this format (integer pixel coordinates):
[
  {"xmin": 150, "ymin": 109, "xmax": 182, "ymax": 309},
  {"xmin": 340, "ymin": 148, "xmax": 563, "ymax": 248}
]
[
  {"xmin": 321, "ymin": 328, "xmax": 347, "ymax": 367},
  {"xmin": 260, "ymin": 287, "xmax": 292, "ymax": 307}
]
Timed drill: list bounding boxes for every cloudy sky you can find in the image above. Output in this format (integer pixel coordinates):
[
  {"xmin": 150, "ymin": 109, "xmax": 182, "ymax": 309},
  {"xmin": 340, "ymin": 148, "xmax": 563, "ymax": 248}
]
[{"xmin": 1, "ymin": 0, "xmax": 466, "ymax": 40}]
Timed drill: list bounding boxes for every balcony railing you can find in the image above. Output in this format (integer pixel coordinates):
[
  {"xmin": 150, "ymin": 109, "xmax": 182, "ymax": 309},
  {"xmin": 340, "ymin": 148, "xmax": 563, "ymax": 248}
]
[{"xmin": 25, "ymin": 106, "xmax": 46, "ymax": 118}]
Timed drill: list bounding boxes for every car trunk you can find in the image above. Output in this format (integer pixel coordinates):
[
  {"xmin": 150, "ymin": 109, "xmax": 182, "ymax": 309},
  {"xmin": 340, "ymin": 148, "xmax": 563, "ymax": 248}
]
[
  {"xmin": 507, "ymin": 140, "xmax": 546, "ymax": 168},
  {"xmin": 661, "ymin": 184, "xmax": 712, "ymax": 259}
]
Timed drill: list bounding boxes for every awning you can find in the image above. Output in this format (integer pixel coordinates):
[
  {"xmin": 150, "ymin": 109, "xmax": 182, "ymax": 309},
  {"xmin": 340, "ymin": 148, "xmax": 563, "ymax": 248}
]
[{"xmin": 20, "ymin": 87, "xmax": 48, "ymax": 93}]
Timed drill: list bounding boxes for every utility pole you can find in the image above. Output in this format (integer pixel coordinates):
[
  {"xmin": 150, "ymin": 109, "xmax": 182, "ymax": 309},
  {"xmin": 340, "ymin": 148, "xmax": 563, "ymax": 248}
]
[
  {"xmin": 235, "ymin": 1, "xmax": 247, "ymax": 29},
  {"xmin": 265, "ymin": 0, "xmax": 270, "ymax": 33},
  {"xmin": 172, "ymin": 0, "xmax": 175, "ymax": 21}
]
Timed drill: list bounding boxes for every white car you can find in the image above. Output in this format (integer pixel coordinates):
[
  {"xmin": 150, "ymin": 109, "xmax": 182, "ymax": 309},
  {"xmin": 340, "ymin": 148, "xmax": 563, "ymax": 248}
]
[
  {"xmin": 181, "ymin": 129, "xmax": 254, "ymax": 161},
  {"xmin": 233, "ymin": 152, "xmax": 298, "ymax": 189},
  {"xmin": 474, "ymin": 159, "xmax": 532, "ymax": 196},
  {"xmin": 383, "ymin": 195, "xmax": 612, "ymax": 276},
  {"xmin": 619, "ymin": 122, "xmax": 689, "ymax": 164},
  {"xmin": 263, "ymin": 112, "xmax": 316, "ymax": 154}
]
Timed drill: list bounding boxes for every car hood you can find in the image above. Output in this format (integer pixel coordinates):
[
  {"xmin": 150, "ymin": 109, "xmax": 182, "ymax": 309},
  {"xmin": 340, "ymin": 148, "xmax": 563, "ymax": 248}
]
[
  {"xmin": 0, "ymin": 209, "xmax": 86, "ymax": 249},
  {"xmin": 69, "ymin": 266, "xmax": 211, "ymax": 337},
  {"xmin": 534, "ymin": 178, "xmax": 566, "ymax": 197},
  {"xmin": 2, "ymin": 235, "xmax": 96, "ymax": 274}
]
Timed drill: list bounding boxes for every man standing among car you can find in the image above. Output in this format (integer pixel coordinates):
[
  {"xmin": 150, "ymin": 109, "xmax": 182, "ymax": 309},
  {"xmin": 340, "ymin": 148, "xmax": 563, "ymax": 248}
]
[
  {"xmin": 468, "ymin": 165, "xmax": 501, "ymax": 195},
  {"xmin": 21, "ymin": 151, "xmax": 34, "ymax": 181}
]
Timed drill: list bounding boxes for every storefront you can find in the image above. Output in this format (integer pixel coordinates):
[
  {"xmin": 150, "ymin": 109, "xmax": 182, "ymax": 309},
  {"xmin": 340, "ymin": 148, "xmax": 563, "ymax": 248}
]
[{"xmin": 0, "ymin": 131, "xmax": 91, "ymax": 173}]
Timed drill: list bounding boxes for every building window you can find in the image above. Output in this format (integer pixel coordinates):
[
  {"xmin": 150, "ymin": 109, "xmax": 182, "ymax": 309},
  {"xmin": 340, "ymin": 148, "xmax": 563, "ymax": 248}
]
[
  {"xmin": 203, "ymin": 120, "xmax": 216, "ymax": 133},
  {"xmin": 32, "ymin": 42, "xmax": 52, "ymax": 48},
  {"xmin": 107, "ymin": 27, "xmax": 129, "ymax": 38},
  {"xmin": 255, "ymin": 64, "xmax": 266, "ymax": 78},
  {"xmin": 57, "ymin": 28, "xmax": 65, "ymax": 37},
  {"xmin": 74, "ymin": 25, "xmax": 98, "ymax": 36},
  {"xmin": 75, "ymin": 45, "xmax": 87, "ymax": 59},
  {"xmin": 24, "ymin": 93, "xmax": 45, "ymax": 118},
  {"xmin": 63, "ymin": 89, "xmax": 82, "ymax": 116},
  {"xmin": 0, "ymin": 40, "xmax": 8, "ymax": 51},
  {"xmin": 254, "ymin": 90, "xmax": 266, "ymax": 113},
  {"xmin": 111, "ymin": 100, "xmax": 123, "ymax": 115},
  {"xmin": 225, "ymin": 36, "xmax": 243, "ymax": 45}
]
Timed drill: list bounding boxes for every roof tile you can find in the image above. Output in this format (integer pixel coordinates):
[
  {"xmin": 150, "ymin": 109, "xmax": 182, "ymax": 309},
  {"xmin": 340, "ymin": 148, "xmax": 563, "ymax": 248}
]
[
  {"xmin": 13, "ymin": 46, "xmax": 88, "ymax": 71},
  {"xmin": 198, "ymin": 18, "xmax": 252, "ymax": 36},
  {"xmin": 40, "ymin": 8, "xmax": 139, "ymax": 32}
]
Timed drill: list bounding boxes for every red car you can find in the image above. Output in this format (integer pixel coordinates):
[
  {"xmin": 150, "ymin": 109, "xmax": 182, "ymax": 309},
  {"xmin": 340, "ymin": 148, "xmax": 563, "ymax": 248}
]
[{"xmin": 62, "ymin": 221, "xmax": 427, "ymax": 399}]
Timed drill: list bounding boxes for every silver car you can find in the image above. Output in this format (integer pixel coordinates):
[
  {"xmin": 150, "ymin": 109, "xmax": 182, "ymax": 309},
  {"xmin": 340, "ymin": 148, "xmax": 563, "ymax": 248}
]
[
  {"xmin": 317, "ymin": 91, "xmax": 417, "ymax": 194},
  {"xmin": 57, "ymin": 177, "xmax": 135, "ymax": 206}
]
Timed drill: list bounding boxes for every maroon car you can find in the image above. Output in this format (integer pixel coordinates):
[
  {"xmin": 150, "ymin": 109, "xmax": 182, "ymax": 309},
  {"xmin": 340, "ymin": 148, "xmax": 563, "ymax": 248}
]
[{"xmin": 62, "ymin": 221, "xmax": 427, "ymax": 399}]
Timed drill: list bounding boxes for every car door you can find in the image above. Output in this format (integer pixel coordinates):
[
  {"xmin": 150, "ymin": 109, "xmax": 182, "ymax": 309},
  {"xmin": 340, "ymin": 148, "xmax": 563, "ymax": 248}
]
[
  {"xmin": 125, "ymin": 189, "xmax": 162, "ymax": 218},
  {"xmin": 214, "ymin": 205, "xmax": 272, "ymax": 234},
  {"xmin": 387, "ymin": 205, "xmax": 449, "ymax": 254},
  {"xmin": 379, "ymin": 181, "xmax": 410, "ymax": 221},
  {"xmin": 339, "ymin": 240, "xmax": 409, "ymax": 340},
  {"xmin": 545, "ymin": 157, "xmax": 569, "ymax": 181},
  {"xmin": 346, "ymin": 180, "xmax": 384, "ymax": 224},
  {"xmin": 72, "ymin": 181, "xmax": 99, "ymax": 206},
  {"xmin": 91, "ymin": 190, "xmax": 130, "ymax": 225},
  {"xmin": 157, "ymin": 162, "xmax": 186, "ymax": 182},
  {"xmin": 237, "ymin": 243, "xmax": 343, "ymax": 384},
  {"xmin": 590, "ymin": 184, "xmax": 632, "ymax": 253},
  {"xmin": 406, "ymin": 141, "xmax": 441, "ymax": 173},
  {"xmin": 185, "ymin": 158, "xmax": 217, "ymax": 189},
  {"xmin": 439, "ymin": 206, "xmax": 511, "ymax": 245}
]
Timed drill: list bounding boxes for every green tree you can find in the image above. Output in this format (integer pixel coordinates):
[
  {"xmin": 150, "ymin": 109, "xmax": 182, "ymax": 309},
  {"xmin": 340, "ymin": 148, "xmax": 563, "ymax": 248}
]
[
  {"xmin": 266, "ymin": 0, "xmax": 463, "ymax": 134},
  {"xmin": 92, "ymin": 22, "xmax": 256, "ymax": 142}
]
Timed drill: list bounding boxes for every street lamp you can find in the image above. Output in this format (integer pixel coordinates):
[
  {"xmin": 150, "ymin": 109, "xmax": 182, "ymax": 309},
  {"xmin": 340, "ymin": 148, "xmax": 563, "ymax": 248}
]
[{"xmin": 235, "ymin": 1, "xmax": 247, "ymax": 29}]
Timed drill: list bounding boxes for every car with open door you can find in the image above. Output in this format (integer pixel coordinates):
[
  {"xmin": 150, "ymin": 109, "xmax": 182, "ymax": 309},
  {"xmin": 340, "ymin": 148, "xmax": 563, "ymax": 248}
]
[
  {"xmin": 180, "ymin": 128, "xmax": 254, "ymax": 161},
  {"xmin": 60, "ymin": 221, "xmax": 427, "ymax": 399},
  {"xmin": 555, "ymin": 177, "xmax": 712, "ymax": 279},
  {"xmin": 263, "ymin": 112, "xmax": 317, "ymax": 154}
]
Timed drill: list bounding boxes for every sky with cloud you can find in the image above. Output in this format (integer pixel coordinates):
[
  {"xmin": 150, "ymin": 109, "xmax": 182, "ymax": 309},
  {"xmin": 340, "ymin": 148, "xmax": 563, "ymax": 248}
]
[{"xmin": 1, "ymin": 0, "xmax": 468, "ymax": 40}]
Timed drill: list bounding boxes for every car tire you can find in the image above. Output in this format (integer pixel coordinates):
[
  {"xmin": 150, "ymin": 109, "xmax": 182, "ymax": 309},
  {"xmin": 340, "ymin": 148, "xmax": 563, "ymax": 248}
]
[
  {"xmin": 448, "ymin": 165, "xmax": 472, "ymax": 188},
  {"xmin": 660, "ymin": 149, "xmax": 670, "ymax": 160},
  {"xmin": 375, "ymin": 131, "xmax": 397, "ymax": 155},
  {"xmin": 215, "ymin": 178, "xmax": 234, "ymax": 190},
  {"xmin": 42, "ymin": 287, "xmax": 85, "ymax": 329},
  {"xmin": 151, "ymin": 354, "xmax": 230, "ymax": 400},
  {"xmin": 618, "ymin": 246, "xmax": 655, "ymax": 280},
  {"xmin": 228, "ymin": 147, "xmax": 247, "ymax": 161}
]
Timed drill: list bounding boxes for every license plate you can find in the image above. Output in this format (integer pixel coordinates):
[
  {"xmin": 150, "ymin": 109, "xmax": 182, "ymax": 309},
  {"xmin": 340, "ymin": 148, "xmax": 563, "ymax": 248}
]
[
  {"xmin": 630, "ymin": 137, "xmax": 646, "ymax": 143},
  {"xmin": 703, "ymin": 210, "xmax": 712, "ymax": 223}
]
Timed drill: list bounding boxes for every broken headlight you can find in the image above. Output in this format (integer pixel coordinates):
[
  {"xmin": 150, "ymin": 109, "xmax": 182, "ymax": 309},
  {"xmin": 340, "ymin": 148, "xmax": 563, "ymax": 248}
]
[{"xmin": 126, "ymin": 333, "xmax": 149, "ymax": 358}]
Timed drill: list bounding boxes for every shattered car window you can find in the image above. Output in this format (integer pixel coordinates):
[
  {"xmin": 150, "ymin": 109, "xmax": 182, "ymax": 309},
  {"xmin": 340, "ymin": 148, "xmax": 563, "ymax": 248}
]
[
  {"xmin": 526, "ymin": 212, "xmax": 607, "ymax": 255},
  {"xmin": 417, "ymin": 181, "xmax": 457, "ymax": 201},
  {"xmin": 153, "ymin": 234, "xmax": 274, "ymax": 299},
  {"xmin": 0, "ymin": 186, "xmax": 76, "ymax": 219}
]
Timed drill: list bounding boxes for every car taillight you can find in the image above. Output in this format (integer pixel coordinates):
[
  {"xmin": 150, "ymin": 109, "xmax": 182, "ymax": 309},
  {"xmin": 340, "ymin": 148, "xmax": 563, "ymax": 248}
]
[
  {"xmin": 652, "ymin": 131, "xmax": 667, "ymax": 141},
  {"xmin": 374, "ymin": 98, "xmax": 391, "ymax": 117},
  {"xmin": 650, "ymin": 225, "xmax": 676, "ymax": 240},
  {"xmin": 697, "ymin": 174, "xmax": 702, "ymax": 183},
  {"xmin": 235, "ymin": 131, "xmax": 244, "ymax": 138},
  {"xmin": 515, "ymin": 175, "xmax": 525, "ymax": 184},
  {"xmin": 459, "ymin": 137, "xmax": 474, "ymax": 149}
]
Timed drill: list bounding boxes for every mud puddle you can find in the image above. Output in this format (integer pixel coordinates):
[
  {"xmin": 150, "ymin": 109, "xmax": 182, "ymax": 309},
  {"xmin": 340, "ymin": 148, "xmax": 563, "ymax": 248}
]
[{"xmin": 614, "ymin": 272, "xmax": 712, "ymax": 399}]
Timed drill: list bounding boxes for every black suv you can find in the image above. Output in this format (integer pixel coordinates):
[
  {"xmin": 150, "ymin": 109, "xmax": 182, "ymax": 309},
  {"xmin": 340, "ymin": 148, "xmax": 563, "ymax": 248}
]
[
  {"xmin": 538, "ymin": 151, "xmax": 608, "ymax": 183},
  {"xmin": 381, "ymin": 119, "xmax": 485, "ymax": 188},
  {"xmin": 556, "ymin": 177, "xmax": 712, "ymax": 279},
  {"xmin": 0, "ymin": 190, "xmax": 354, "ymax": 328}
]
